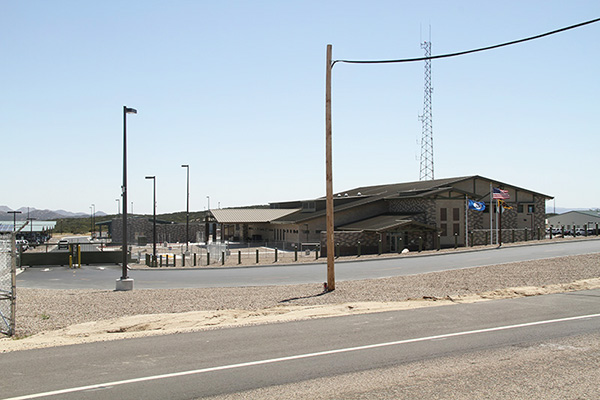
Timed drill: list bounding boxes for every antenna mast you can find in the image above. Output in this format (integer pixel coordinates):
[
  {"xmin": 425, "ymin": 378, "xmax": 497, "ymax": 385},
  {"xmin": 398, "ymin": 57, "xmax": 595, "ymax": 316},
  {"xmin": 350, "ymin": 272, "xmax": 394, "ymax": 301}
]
[{"xmin": 419, "ymin": 39, "xmax": 434, "ymax": 180}]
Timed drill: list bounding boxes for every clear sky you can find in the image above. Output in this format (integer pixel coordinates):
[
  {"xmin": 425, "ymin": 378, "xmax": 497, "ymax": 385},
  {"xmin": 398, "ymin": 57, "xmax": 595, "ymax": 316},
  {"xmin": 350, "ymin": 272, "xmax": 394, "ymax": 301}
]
[{"xmin": 2, "ymin": 1, "xmax": 599, "ymax": 215}]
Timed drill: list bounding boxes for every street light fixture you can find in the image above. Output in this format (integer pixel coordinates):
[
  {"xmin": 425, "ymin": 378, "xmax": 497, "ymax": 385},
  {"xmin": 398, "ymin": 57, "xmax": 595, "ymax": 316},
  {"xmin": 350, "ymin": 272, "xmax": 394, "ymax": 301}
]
[
  {"xmin": 115, "ymin": 199, "xmax": 120, "ymax": 215},
  {"xmin": 145, "ymin": 176, "xmax": 157, "ymax": 267},
  {"xmin": 118, "ymin": 105, "xmax": 137, "ymax": 291},
  {"xmin": 181, "ymin": 164, "xmax": 189, "ymax": 252}
]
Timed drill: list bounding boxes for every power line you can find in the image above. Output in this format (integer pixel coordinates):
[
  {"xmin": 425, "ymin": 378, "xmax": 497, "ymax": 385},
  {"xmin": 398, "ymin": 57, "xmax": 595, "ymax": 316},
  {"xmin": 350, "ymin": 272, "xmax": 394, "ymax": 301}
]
[{"xmin": 332, "ymin": 17, "xmax": 600, "ymax": 67}]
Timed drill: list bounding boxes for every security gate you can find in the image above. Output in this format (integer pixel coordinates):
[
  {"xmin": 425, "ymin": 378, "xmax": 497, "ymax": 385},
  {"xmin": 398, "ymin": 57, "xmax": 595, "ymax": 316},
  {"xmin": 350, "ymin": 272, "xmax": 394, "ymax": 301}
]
[{"xmin": 0, "ymin": 233, "xmax": 16, "ymax": 336}]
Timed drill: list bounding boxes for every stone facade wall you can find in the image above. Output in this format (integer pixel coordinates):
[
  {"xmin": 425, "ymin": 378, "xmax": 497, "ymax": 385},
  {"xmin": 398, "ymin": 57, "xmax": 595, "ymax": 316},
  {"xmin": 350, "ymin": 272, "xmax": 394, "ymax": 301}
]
[
  {"xmin": 320, "ymin": 231, "xmax": 381, "ymax": 257},
  {"xmin": 387, "ymin": 198, "xmax": 437, "ymax": 225},
  {"xmin": 111, "ymin": 218, "xmax": 204, "ymax": 244}
]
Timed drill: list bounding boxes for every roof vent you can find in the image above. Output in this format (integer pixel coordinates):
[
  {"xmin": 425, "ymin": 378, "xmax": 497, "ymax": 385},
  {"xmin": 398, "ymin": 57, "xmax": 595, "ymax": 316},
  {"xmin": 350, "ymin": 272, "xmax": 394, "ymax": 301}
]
[
  {"xmin": 344, "ymin": 193, "xmax": 349, "ymax": 197},
  {"xmin": 357, "ymin": 192, "xmax": 362, "ymax": 196}
]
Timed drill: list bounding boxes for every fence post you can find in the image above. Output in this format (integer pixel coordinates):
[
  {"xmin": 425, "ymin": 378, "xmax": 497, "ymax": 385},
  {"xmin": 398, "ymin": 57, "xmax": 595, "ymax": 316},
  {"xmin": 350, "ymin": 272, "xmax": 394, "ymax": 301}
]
[
  {"xmin": 275, "ymin": 248, "xmax": 278, "ymax": 263},
  {"xmin": 256, "ymin": 249, "xmax": 259, "ymax": 263},
  {"xmin": 222, "ymin": 252, "xmax": 225, "ymax": 266},
  {"xmin": 238, "ymin": 250, "xmax": 241, "ymax": 264}
]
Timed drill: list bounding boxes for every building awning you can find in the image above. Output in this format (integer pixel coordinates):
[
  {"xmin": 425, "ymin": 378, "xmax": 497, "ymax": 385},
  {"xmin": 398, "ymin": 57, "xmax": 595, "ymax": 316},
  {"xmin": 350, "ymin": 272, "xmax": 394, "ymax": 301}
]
[
  {"xmin": 338, "ymin": 215, "xmax": 437, "ymax": 232},
  {"xmin": 210, "ymin": 208, "xmax": 300, "ymax": 224}
]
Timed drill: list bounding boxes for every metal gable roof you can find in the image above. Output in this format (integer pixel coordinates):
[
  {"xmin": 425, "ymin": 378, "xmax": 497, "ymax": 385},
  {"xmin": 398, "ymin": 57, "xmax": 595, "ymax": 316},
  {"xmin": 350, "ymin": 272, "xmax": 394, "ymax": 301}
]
[{"xmin": 210, "ymin": 208, "xmax": 300, "ymax": 224}]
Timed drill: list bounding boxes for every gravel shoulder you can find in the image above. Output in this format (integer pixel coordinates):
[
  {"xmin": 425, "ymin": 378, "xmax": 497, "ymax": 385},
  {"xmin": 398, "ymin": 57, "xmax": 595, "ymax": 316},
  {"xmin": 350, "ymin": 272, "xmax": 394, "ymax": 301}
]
[{"xmin": 1, "ymin": 251, "xmax": 599, "ymax": 353}]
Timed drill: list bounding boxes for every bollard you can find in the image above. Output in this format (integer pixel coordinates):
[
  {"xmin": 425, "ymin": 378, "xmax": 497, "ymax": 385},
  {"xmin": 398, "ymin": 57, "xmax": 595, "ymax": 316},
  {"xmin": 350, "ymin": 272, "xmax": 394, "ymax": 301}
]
[
  {"xmin": 397, "ymin": 237, "xmax": 402, "ymax": 254},
  {"xmin": 454, "ymin": 233, "xmax": 458, "ymax": 249},
  {"xmin": 596, "ymin": 223, "xmax": 599, "ymax": 236},
  {"xmin": 584, "ymin": 224, "xmax": 588, "ymax": 237},
  {"xmin": 160, "ymin": 255, "xmax": 163, "ymax": 267},
  {"xmin": 238, "ymin": 250, "xmax": 241, "ymax": 264},
  {"xmin": 222, "ymin": 252, "xmax": 225, "ymax": 266},
  {"xmin": 357, "ymin": 241, "xmax": 361, "ymax": 257},
  {"xmin": 549, "ymin": 225, "xmax": 553, "ymax": 240},
  {"xmin": 470, "ymin": 232, "xmax": 474, "ymax": 247},
  {"xmin": 316, "ymin": 245, "xmax": 320, "ymax": 260},
  {"xmin": 437, "ymin": 234, "xmax": 441, "ymax": 251},
  {"xmin": 182, "ymin": 254, "xmax": 185, "ymax": 267},
  {"xmin": 335, "ymin": 243, "xmax": 340, "ymax": 258},
  {"xmin": 561, "ymin": 226, "xmax": 565, "ymax": 237},
  {"xmin": 512, "ymin": 229, "xmax": 515, "ymax": 243},
  {"xmin": 77, "ymin": 245, "xmax": 81, "ymax": 268},
  {"xmin": 485, "ymin": 231, "xmax": 489, "ymax": 245},
  {"xmin": 378, "ymin": 240, "xmax": 382, "ymax": 255},
  {"xmin": 275, "ymin": 248, "xmax": 278, "ymax": 263},
  {"xmin": 194, "ymin": 253, "xmax": 197, "ymax": 266},
  {"xmin": 207, "ymin": 252, "xmax": 210, "ymax": 265},
  {"xmin": 418, "ymin": 236, "xmax": 422, "ymax": 253},
  {"xmin": 165, "ymin": 254, "xmax": 169, "ymax": 267},
  {"xmin": 294, "ymin": 245, "xmax": 298, "ymax": 262},
  {"xmin": 69, "ymin": 254, "xmax": 73, "ymax": 269},
  {"xmin": 174, "ymin": 254, "xmax": 177, "ymax": 267},
  {"xmin": 256, "ymin": 249, "xmax": 259, "ymax": 264},
  {"xmin": 524, "ymin": 228, "xmax": 528, "ymax": 242}
]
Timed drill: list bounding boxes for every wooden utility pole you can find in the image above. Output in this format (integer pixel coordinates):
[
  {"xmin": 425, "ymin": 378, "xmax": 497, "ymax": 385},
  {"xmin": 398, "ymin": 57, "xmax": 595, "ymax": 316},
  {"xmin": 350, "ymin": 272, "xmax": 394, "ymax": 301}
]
[{"xmin": 325, "ymin": 44, "xmax": 335, "ymax": 291}]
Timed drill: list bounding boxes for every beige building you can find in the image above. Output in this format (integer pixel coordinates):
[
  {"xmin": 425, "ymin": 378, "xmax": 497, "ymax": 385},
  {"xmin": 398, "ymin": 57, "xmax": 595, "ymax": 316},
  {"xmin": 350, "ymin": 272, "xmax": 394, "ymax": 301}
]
[{"xmin": 209, "ymin": 175, "xmax": 552, "ymax": 254}]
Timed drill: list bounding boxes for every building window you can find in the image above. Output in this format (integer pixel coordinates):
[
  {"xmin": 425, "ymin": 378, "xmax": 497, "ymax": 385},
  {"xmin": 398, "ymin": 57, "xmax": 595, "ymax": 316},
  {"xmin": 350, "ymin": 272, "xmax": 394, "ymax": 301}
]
[
  {"xmin": 453, "ymin": 223, "xmax": 460, "ymax": 235},
  {"xmin": 440, "ymin": 208, "xmax": 447, "ymax": 221},
  {"xmin": 440, "ymin": 223, "xmax": 447, "ymax": 237},
  {"xmin": 517, "ymin": 204, "xmax": 524, "ymax": 213},
  {"xmin": 528, "ymin": 204, "xmax": 535, "ymax": 213},
  {"xmin": 453, "ymin": 208, "xmax": 460, "ymax": 221},
  {"xmin": 301, "ymin": 201, "xmax": 316, "ymax": 213}
]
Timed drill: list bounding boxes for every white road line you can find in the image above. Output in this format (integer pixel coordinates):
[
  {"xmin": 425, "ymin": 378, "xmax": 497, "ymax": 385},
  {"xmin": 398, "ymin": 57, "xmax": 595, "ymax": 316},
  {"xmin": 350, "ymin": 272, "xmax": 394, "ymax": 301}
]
[{"xmin": 5, "ymin": 313, "xmax": 600, "ymax": 400}]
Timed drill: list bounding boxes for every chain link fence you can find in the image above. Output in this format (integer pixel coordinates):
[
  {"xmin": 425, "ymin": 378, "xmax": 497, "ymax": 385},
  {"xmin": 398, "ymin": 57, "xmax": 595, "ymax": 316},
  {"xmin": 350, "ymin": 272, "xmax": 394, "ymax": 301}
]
[{"xmin": 0, "ymin": 233, "xmax": 16, "ymax": 336}]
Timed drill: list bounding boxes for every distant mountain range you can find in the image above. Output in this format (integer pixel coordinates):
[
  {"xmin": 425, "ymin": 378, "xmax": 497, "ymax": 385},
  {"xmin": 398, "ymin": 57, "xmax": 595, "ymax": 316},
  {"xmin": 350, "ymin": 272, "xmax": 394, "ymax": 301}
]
[{"xmin": 0, "ymin": 206, "xmax": 107, "ymax": 220}]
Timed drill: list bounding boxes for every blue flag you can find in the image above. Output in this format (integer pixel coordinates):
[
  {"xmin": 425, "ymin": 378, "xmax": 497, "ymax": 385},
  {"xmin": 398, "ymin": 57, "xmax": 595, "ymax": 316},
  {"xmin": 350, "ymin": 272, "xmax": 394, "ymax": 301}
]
[{"xmin": 468, "ymin": 199, "xmax": 486, "ymax": 211}]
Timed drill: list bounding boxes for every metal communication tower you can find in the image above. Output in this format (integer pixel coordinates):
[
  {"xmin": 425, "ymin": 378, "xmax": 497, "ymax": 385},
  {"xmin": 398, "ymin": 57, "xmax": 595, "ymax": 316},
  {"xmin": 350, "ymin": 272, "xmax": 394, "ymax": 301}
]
[{"xmin": 419, "ymin": 40, "xmax": 434, "ymax": 181}]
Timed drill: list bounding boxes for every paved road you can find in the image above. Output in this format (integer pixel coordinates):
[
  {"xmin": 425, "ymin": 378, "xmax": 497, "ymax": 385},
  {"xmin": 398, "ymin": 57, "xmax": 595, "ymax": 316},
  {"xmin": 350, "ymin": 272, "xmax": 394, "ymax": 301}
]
[
  {"xmin": 16, "ymin": 239, "xmax": 600, "ymax": 289},
  {"xmin": 2, "ymin": 289, "xmax": 599, "ymax": 399}
]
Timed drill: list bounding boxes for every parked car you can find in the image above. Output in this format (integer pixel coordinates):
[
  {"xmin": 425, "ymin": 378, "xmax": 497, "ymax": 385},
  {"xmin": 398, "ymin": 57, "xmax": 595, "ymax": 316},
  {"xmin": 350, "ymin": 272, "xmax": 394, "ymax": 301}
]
[{"xmin": 57, "ymin": 239, "xmax": 69, "ymax": 250}]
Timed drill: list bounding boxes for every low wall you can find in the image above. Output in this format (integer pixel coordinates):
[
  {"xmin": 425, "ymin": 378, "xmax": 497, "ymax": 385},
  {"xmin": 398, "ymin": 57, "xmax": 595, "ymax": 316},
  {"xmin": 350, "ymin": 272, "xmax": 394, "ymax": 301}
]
[{"xmin": 21, "ymin": 251, "xmax": 122, "ymax": 267}]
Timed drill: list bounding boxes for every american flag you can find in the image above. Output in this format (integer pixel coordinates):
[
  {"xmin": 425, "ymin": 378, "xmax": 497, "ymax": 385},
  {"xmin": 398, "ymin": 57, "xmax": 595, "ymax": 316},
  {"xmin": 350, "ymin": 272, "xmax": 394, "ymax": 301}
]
[{"xmin": 493, "ymin": 188, "xmax": 510, "ymax": 200}]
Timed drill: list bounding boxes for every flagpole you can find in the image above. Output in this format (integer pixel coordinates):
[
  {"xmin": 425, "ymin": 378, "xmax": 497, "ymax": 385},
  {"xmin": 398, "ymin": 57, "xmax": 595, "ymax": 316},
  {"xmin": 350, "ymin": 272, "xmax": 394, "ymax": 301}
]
[
  {"xmin": 465, "ymin": 195, "xmax": 469, "ymax": 247},
  {"xmin": 490, "ymin": 183, "xmax": 493, "ymax": 245},
  {"xmin": 498, "ymin": 199, "xmax": 503, "ymax": 247}
]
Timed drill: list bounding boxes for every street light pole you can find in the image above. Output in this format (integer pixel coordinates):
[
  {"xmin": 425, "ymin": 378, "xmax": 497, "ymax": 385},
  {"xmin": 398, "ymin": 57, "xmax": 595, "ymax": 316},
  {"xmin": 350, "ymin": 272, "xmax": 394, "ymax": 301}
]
[
  {"xmin": 145, "ymin": 176, "xmax": 156, "ymax": 267},
  {"xmin": 7, "ymin": 211, "xmax": 21, "ymax": 233},
  {"xmin": 118, "ymin": 105, "xmax": 137, "ymax": 291},
  {"xmin": 181, "ymin": 164, "xmax": 189, "ymax": 252}
]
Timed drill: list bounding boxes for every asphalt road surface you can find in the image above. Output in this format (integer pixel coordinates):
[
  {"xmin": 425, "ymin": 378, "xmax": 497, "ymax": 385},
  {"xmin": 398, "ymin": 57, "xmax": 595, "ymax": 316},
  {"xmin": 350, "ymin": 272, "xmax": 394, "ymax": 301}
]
[
  {"xmin": 16, "ymin": 239, "xmax": 600, "ymax": 289},
  {"xmin": 2, "ymin": 289, "xmax": 599, "ymax": 399}
]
